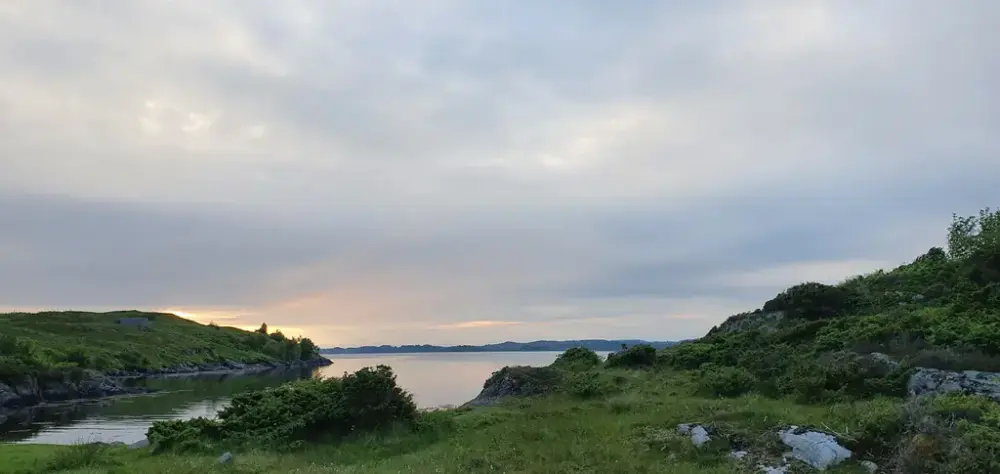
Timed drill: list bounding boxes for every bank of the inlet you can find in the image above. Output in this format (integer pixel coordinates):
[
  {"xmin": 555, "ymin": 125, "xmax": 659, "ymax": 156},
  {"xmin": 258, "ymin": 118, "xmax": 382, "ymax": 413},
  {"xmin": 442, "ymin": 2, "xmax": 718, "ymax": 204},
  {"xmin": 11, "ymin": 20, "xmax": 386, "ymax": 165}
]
[
  {"xmin": 0, "ymin": 311, "xmax": 330, "ymax": 414},
  {"xmin": 4, "ymin": 208, "xmax": 1000, "ymax": 473}
]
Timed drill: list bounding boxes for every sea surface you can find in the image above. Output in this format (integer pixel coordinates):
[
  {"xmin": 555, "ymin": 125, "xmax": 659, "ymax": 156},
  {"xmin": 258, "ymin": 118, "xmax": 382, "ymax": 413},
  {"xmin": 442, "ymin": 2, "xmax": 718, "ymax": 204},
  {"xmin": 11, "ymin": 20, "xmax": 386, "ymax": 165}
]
[{"xmin": 0, "ymin": 351, "xmax": 587, "ymax": 445}]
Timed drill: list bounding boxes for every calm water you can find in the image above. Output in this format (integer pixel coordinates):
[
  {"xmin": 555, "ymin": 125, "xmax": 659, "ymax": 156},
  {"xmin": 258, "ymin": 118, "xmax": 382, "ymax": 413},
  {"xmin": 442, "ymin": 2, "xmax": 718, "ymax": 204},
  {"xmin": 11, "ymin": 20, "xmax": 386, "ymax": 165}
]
[{"xmin": 1, "ymin": 351, "xmax": 575, "ymax": 445}]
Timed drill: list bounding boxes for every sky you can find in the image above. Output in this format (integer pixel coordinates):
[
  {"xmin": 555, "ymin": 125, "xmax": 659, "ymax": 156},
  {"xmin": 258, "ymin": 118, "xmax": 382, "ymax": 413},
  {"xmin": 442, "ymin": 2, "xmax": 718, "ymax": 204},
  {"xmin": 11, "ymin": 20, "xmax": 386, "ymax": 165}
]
[{"xmin": 1, "ymin": 1, "xmax": 998, "ymax": 347}]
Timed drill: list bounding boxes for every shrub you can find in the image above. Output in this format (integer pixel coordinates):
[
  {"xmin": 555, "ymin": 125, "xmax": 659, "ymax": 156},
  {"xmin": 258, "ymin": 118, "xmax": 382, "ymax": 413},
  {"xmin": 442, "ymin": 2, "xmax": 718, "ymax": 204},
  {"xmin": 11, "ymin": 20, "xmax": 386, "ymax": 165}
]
[
  {"xmin": 552, "ymin": 347, "xmax": 602, "ymax": 371},
  {"xmin": 606, "ymin": 344, "xmax": 657, "ymax": 369},
  {"xmin": 697, "ymin": 365, "xmax": 757, "ymax": 397},
  {"xmin": 564, "ymin": 371, "xmax": 618, "ymax": 399},
  {"xmin": 147, "ymin": 365, "xmax": 417, "ymax": 452},
  {"xmin": 762, "ymin": 282, "xmax": 854, "ymax": 320}
]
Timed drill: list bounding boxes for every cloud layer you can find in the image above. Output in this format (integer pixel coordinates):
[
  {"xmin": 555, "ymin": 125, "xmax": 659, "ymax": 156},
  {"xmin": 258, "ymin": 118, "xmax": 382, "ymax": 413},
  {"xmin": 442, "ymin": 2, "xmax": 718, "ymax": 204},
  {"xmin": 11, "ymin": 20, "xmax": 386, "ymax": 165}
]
[{"xmin": 2, "ymin": 1, "xmax": 998, "ymax": 345}]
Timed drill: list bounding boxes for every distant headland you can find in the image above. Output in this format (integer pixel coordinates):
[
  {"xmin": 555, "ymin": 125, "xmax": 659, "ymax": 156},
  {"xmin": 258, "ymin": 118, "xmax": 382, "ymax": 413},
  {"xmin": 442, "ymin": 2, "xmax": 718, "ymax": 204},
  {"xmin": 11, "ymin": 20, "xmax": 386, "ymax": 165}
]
[{"xmin": 320, "ymin": 339, "xmax": 677, "ymax": 354}]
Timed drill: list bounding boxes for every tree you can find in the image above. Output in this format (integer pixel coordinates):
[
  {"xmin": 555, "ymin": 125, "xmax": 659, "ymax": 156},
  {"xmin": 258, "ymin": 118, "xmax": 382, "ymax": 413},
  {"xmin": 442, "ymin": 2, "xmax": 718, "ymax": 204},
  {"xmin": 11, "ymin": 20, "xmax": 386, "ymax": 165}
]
[
  {"xmin": 299, "ymin": 338, "xmax": 319, "ymax": 360},
  {"xmin": 948, "ymin": 207, "xmax": 1000, "ymax": 260},
  {"xmin": 256, "ymin": 323, "xmax": 268, "ymax": 334}
]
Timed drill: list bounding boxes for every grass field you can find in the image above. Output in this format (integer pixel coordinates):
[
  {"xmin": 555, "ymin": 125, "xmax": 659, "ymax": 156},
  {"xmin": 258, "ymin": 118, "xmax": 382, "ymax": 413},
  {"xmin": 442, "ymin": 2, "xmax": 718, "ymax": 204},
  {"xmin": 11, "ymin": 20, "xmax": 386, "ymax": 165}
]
[{"xmin": 0, "ymin": 369, "xmax": 884, "ymax": 474}]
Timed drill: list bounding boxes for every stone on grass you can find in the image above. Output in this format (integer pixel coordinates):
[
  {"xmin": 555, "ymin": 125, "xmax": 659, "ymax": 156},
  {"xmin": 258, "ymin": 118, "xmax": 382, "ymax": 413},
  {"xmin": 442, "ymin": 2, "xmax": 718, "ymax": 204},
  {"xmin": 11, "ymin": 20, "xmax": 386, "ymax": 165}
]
[
  {"xmin": 860, "ymin": 460, "xmax": 879, "ymax": 473},
  {"xmin": 676, "ymin": 423, "xmax": 711, "ymax": 447},
  {"xmin": 778, "ymin": 426, "xmax": 852, "ymax": 470},
  {"xmin": 217, "ymin": 452, "xmax": 233, "ymax": 464}
]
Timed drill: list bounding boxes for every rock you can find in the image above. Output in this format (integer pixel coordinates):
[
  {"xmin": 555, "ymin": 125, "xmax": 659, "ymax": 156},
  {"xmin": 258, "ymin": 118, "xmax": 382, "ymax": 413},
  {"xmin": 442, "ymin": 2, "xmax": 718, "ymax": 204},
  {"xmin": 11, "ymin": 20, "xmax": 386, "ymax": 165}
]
[
  {"xmin": 907, "ymin": 367, "xmax": 1000, "ymax": 401},
  {"xmin": 759, "ymin": 464, "xmax": 789, "ymax": 474},
  {"xmin": 465, "ymin": 366, "xmax": 561, "ymax": 406},
  {"xmin": 778, "ymin": 426, "xmax": 852, "ymax": 470},
  {"xmin": 867, "ymin": 352, "xmax": 900, "ymax": 372},
  {"xmin": 217, "ymin": 452, "xmax": 233, "ymax": 464},
  {"xmin": 912, "ymin": 294, "xmax": 925, "ymax": 302},
  {"xmin": 0, "ymin": 382, "xmax": 19, "ymax": 408},
  {"xmin": 676, "ymin": 423, "xmax": 711, "ymax": 447},
  {"xmin": 860, "ymin": 460, "xmax": 879, "ymax": 473},
  {"xmin": 729, "ymin": 450, "xmax": 748, "ymax": 460},
  {"xmin": 128, "ymin": 438, "xmax": 150, "ymax": 450},
  {"xmin": 714, "ymin": 311, "xmax": 786, "ymax": 335}
]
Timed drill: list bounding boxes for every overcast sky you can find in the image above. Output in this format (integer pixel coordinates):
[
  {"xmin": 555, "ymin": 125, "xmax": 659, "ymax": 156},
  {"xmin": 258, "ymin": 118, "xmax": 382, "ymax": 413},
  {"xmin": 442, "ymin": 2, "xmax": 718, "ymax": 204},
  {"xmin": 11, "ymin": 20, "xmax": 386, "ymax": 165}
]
[{"xmin": 1, "ymin": 1, "xmax": 998, "ymax": 346}]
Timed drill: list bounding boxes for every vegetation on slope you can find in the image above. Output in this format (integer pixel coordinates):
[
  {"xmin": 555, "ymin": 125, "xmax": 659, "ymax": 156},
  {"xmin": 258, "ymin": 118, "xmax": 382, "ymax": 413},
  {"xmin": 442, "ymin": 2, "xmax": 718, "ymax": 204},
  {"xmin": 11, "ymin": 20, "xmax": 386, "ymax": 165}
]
[
  {"xmin": 658, "ymin": 207, "xmax": 1000, "ymax": 404},
  {"xmin": 0, "ymin": 311, "xmax": 322, "ymax": 382}
]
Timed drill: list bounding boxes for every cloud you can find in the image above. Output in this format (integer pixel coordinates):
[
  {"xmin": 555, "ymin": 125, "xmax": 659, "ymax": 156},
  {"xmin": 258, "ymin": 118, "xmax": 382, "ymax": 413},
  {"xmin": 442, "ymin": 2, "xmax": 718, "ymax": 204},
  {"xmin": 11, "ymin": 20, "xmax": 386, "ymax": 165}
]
[{"xmin": 1, "ymin": 1, "xmax": 998, "ymax": 345}]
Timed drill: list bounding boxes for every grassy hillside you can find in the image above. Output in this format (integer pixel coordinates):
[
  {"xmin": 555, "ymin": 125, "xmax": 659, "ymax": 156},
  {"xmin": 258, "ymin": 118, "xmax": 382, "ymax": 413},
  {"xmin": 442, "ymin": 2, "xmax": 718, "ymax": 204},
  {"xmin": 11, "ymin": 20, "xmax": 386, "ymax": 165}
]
[
  {"xmin": 3, "ymin": 207, "xmax": 999, "ymax": 473},
  {"xmin": 0, "ymin": 310, "xmax": 322, "ymax": 380},
  {"xmin": 659, "ymin": 207, "xmax": 1000, "ymax": 404}
]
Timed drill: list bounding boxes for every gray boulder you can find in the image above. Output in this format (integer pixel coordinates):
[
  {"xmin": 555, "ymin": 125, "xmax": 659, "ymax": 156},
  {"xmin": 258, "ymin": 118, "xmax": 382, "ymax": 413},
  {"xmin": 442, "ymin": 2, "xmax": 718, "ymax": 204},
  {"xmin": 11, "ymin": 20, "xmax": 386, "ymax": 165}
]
[
  {"xmin": 907, "ymin": 368, "xmax": 1000, "ymax": 401},
  {"xmin": 217, "ymin": 452, "xmax": 233, "ymax": 464},
  {"xmin": 778, "ymin": 426, "xmax": 852, "ymax": 470}
]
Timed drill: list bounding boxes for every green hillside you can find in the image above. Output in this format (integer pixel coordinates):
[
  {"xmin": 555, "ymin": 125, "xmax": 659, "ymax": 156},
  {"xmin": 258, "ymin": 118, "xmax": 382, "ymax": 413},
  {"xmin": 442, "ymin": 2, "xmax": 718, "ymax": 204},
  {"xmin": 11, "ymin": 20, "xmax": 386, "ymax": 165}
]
[
  {"xmin": 661, "ymin": 207, "xmax": 1000, "ymax": 403},
  {"xmin": 0, "ymin": 310, "xmax": 322, "ymax": 380}
]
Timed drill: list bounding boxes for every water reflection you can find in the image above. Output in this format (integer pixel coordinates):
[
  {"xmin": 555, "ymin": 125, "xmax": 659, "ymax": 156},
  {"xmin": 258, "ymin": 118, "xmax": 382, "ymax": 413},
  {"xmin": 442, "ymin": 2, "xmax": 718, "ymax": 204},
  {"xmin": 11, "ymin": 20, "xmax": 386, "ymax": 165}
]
[{"xmin": 2, "ymin": 352, "xmax": 571, "ymax": 445}]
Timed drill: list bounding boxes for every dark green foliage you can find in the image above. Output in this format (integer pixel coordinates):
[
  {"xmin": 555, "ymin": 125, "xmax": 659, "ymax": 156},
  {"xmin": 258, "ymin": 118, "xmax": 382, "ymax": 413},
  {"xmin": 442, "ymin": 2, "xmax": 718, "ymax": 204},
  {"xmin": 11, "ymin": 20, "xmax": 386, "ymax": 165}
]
[
  {"xmin": 147, "ymin": 365, "xmax": 417, "ymax": 452},
  {"xmin": 552, "ymin": 347, "xmax": 602, "ymax": 371},
  {"xmin": 606, "ymin": 344, "xmax": 657, "ymax": 369},
  {"xmin": 697, "ymin": 365, "xmax": 757, "ymax": 397},
  {"xmin": 564, "ymin": 371, "xmax": 619, "ymax": 399},
  {"xmin": 762, "ymin": 282, "xmax": 854, "ymax": 320}
]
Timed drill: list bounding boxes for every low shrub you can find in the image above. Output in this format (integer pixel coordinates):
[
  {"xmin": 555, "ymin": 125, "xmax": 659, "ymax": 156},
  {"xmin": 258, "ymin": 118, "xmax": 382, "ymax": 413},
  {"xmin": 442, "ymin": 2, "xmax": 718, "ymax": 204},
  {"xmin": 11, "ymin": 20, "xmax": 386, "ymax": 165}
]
[
  {"xmin": 564, "ymin": 371, "xmax": 618, "ymax": 399},
  {"xmin": 147, "ymin": 365, "xmax": 417, "ymax": 452},
  {"xmin": 606, "ymin": 344, "xmax": 657, "ymax": 369},
  {"xmin": 552, "ymin": 347, "xmax": 602, "ymax": 371},
  {"xmin": 697, "ymin": 365, "xmax": 757, "ymax": 398}
]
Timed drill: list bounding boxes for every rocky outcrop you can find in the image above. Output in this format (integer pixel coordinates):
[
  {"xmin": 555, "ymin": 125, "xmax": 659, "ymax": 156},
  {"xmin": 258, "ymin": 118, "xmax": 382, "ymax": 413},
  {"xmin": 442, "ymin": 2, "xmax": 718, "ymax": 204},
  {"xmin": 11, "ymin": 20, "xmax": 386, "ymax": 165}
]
[
  {"xmin": 465, "ymin": 366, "xmax": 562, "ymax": 407},
  {"xmin": 1, "ymin": 371, "xmax": 148, "ymax": 411},
  {"xmin": 711, "ymin": 311, "xmax": 786, "ymax": 335},
  {"xmin": 907, "ymin": 367, "xmax": 1000, "ymax": 401},
  {"xmin": 104, "ymin": 357, "xmax": 332, "ymax": 378},
  {"xmin": 1, "ymin": 357, "xmax": 332, "ymax": 413}
]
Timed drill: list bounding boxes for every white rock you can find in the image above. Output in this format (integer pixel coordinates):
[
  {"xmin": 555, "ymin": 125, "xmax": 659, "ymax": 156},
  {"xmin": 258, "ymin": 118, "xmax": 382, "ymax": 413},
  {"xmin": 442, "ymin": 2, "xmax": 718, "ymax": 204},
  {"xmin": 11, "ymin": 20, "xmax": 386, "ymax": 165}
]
[
  {"xmin": 676, "ymin": 423, "xmax": 711, "ymax": 447},
  {"xmin": 778, "ymin": 426, "xmax": 852, "ymax": 470},
  {"xmin": 729, "ymin": 450, "xmax": 748, "ymax": 460},
  {"xmin": 217, "ymin": 452, "xmax": 233, "ymax": 464},
  {"xmin": 759, "ymin": 464, "xmax": 789, "ymax": 474},
  {"xmin": 861, "ymin": 460, "xmax": 879, "ymax": 473}
]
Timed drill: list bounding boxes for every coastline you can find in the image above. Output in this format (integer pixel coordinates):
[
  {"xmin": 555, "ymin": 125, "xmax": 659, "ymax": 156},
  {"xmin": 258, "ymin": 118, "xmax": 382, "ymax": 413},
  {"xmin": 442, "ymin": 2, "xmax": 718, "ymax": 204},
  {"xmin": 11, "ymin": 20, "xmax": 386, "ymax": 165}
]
[{"xmin": 0, "ymin": 357, "xmax": 332, "ymax": 416}]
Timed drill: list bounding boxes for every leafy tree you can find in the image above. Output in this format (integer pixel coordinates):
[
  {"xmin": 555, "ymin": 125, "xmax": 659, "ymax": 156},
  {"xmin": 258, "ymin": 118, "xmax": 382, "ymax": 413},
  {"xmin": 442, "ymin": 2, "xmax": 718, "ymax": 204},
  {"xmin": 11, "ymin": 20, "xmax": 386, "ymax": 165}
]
[
  {"xmin": 298, "ymin": 337, "xmax": 319, "ymax": 360},
  {"xmin": 948, "ymin": 208, "xmax": 1000, "ymax": 260},
  {"xmin": 256, "ymin": 323, "xmax": 268, "ymax": 334}
]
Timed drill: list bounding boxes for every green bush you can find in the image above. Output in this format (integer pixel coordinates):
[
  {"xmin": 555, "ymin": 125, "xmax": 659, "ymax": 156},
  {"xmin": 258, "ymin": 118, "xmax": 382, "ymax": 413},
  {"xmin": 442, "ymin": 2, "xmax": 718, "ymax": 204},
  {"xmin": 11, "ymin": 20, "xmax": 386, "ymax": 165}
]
[
  {"xmin": 552, "ymin": 347, "xmax": 602, "ymax": 371},
  {"xmin": 606, "ymin": 344, "xmax": 657, "ymax": 369},
  {"xmin": 564, "ymin": 371, "xmax": 618, "ymax": 399},
  {"xmin": 147, "ymin": 365, "xmax": 417, "ymax": 452},
  {"xmin": 697, "ymin": 365, "xmax": 757, "ymax": 397},
  {"xmin": 762, "ymin": 282, "xmax": 855, "ymax": 320}
]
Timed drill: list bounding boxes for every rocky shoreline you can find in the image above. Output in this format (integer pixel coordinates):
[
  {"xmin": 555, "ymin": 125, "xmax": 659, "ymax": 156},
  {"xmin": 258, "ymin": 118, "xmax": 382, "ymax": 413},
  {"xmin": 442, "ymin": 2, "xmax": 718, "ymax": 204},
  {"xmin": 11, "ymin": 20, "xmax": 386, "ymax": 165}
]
[{"xmin": 0, "ymin": 357, "xmax": 332, "ymax": 415}]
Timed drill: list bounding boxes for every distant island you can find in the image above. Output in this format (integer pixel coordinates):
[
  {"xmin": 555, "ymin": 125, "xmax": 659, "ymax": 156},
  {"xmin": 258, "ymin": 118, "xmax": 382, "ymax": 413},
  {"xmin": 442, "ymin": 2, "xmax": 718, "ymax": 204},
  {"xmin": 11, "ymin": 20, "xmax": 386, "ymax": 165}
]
[{"xmin": 320, "ymin": 339, "xmax": 677, "ymax": 354}]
